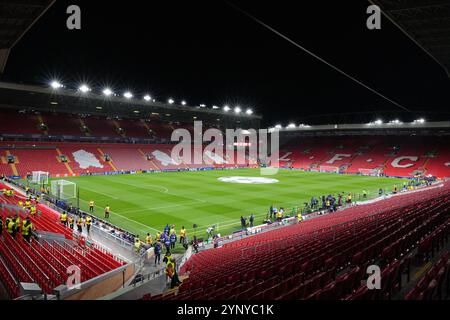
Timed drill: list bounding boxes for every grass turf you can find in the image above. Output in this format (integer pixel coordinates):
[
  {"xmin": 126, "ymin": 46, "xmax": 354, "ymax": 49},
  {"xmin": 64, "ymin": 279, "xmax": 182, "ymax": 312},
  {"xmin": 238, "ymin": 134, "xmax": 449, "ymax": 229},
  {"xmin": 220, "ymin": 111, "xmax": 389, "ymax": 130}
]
[{"xmin": 51, "ymin": 169, "xmax": 408, "ymax": 241}]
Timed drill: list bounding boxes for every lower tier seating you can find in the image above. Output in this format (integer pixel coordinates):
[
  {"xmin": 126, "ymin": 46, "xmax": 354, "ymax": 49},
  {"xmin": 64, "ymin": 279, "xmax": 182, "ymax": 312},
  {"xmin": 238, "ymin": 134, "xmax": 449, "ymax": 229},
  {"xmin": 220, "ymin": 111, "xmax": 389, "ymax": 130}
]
[
  {"xmin": 145, "ymin": 182, "xmax": 450, "ymax": 300},
  {"xmin": 0, "ymin": 186, "xmax": 125, "ymax": 299}
]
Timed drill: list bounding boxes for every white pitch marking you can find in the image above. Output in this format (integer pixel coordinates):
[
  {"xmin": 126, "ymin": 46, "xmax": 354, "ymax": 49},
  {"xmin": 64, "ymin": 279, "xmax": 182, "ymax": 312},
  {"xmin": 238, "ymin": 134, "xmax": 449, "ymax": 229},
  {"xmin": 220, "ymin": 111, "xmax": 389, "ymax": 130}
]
[
  {"xmin": 110, "ymin": 179, "xmax": 206, "ymax": 204},
  {"xmin": 121, "ymin": 201, "xmax": 205, "ymax": 214},
  {"xmin": 78, "ymin": 198, "xmax": 160, "ymax": 233},
  {"xmin": 80, "ymin": 186, "xmax": 120, "ymax": 200}
]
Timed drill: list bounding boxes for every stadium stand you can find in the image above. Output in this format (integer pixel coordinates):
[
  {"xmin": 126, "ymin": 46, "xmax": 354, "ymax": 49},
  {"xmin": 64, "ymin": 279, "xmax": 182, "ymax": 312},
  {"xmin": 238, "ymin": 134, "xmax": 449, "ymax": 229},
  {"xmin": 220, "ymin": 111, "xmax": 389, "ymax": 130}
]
[
  {"xmin": 281, "ymin": 136, "xmax": 450, "ymax": 178},
  {"xmin": 0, "ymin": 141, "xmax": 258, "ymax": 177},
  {"xmin": 41, "ymin": 113, "xmax": 84, "ymax": 136},
  {"xmin": 0, "ymin": 109, "xmax": 42, "ymax": 135},
  {"xmin": 0, "ymin": 136, "xmax": 448, "ymax": 178},
  {"xmin": 404, "ymin": 251, "xmax": 450, "ymax": 300},
  {"xmin": 142, "ymin": 182, "xmax": 450, "ymax": 300},
  {"xmin": 0, "ymin": 185, "xmax": 126, "ymax": 299}
]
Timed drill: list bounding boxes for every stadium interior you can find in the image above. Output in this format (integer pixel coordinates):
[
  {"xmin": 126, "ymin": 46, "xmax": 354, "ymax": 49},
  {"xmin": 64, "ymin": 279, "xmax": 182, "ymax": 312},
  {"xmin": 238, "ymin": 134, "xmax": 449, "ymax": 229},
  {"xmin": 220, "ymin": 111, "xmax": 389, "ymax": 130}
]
[{"xmin": 0, "ymin": 0, "xmax": 449, "ymax": 304}]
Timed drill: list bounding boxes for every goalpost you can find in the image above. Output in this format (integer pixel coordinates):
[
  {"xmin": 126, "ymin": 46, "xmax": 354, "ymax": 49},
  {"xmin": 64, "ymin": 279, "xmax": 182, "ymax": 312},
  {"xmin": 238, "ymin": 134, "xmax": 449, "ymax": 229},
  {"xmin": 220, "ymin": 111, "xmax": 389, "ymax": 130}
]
[
  {"xmin": 358, "ymin": 168, "xmax": 381, "ymax": 177},
  {"xmin": 31, "ymin": 171, "xmax": 49, "ymax": 186},
  {"xmin": 51, "ymin": 180, "xmax": 77, "ymax": 200},
  {"xmin": 319, "ymin": 166, "xmax": 339, "ymax": 173}
]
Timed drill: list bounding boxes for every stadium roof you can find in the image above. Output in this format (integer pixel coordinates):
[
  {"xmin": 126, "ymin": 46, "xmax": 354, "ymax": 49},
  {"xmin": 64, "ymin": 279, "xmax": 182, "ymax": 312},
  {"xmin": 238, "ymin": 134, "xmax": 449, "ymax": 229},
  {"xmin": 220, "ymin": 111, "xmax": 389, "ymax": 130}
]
[
  {"xmin": 0, "ymin": 0, "xmax": 55, "ymax": 74},
  {"xmin": 0, "ymin": 81, "xmax": 262, "ymax": 127},
  {"xmin": 273, "ymin": 120, "xmax": 450, "ymax": 138},
  {"xmin": 371, "ymin": 0, "xmax": 450, "ymax": 77}
]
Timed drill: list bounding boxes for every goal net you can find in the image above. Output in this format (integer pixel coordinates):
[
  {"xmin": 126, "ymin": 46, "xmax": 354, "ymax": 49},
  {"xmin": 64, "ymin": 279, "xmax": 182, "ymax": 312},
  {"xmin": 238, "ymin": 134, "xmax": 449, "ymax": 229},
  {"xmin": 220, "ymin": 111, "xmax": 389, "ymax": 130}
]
[
  {"xmin": 31, "ymin": 171, "xmax": 49, "ymax": 185},
  {"xmin": 358, "ymin": 168, "xmax": 381, "ymax": 177},
  {"xmin": 51, "ymin": 180, "xmax": 77, "ymax": 200},
  {"xmin": 319, "ymin": 166, "xmax": 339, "ymax": 173}
]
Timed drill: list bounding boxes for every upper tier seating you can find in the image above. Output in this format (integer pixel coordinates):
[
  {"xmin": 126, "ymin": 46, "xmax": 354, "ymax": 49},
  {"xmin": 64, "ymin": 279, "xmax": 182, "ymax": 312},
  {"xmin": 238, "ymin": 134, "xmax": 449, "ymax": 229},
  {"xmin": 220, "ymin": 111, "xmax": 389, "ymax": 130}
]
[
  {"xmin": 114, "ymin": 119, "xmax": 152, "ymax": 138},
  {"xmin": 0, "ymin": 109, "xmax": 42, "ymax": 135},
  {"xmin": 42, "ymin": 114, "xmax": 84, "ymax": 136},
  {"xmin": 0, "ymin": 108, "xmax": 202, "ymax": 140},
  {"xmin": 82, "ymin": 116, "xmax": 121, "ymax": 137},
  {"xmin": 145, "ymin": 182, "xmax": 450, "ymax": 300}
]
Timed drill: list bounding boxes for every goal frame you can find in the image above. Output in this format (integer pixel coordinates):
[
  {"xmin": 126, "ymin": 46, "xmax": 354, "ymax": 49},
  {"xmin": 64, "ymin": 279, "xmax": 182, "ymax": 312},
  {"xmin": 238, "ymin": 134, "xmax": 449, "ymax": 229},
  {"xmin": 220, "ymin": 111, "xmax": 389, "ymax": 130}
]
[
  {"xmin": 358, "ymin": 168, "xmax": 381, "ymax": 177},
  {"xmin": 31, "ymin": 171, "xmax": 49, "ymax": 186},
  {"xmin": 51, "ymin": 180, "xmax": 77, "ymax": 200},
  {"xmin": 319, "ymin": 165, "xmax": 339, "ymax": 173}
]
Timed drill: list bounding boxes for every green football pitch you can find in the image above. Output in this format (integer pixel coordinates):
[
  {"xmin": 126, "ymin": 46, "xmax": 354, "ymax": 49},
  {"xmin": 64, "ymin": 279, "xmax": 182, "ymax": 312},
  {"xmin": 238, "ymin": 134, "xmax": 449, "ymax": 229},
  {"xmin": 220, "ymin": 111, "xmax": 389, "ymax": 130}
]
[{"xmin": 53, "ymin": 169, "xmax": 408, "ymax": 241}]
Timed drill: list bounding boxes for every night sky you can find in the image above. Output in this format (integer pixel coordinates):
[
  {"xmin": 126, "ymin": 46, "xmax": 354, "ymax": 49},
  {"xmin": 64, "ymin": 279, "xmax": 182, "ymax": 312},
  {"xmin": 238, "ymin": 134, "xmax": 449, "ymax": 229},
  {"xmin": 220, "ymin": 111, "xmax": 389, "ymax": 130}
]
[{"xmin": 2, "ymin": 0, "xmax": 450, "ymax": 126}]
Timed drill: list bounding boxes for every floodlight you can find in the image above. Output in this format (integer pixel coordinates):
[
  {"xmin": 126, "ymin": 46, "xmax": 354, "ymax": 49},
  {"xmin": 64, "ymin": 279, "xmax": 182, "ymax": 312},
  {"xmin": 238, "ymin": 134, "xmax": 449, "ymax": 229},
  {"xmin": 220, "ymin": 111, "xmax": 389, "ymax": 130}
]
[
  {"xmin": 414, "ymin": 118, "xmax": 425, "ymax": 124},
  {"xmin": 287, "ymin": 123, "xmax": 296, "ymax": 128},
  {"xmin": 181, "ymin": 100, "xmax": 187, "ymax": 106},
  {"xmin": 223, "ymin": 106, "xmax": 231, "ymax": 112},
  {"xmin": 103, "ymin": 88, "xmax": 113, "ymax": 96},
  {"xmin": 234, "ymin": 106, "xmax": 242, "ymax": 114},
  {"xmin": 79, "ymin": 85, "xmax": 91, "ymax": 93},
  {"xmin": 168, "ymin": 98, "xmax": 175, "ymax": 104},
  {"xmin": 275, "ymin": 124, "xmax": 282, "ymax": 129},
  {"xmin": 144, "ymin": 95, "xmax": 151, "ymax": 101},
  {"xmin": 246, "ymin": 109, "xmax": 253, "ymax": 115},
  {"xmin": 50, "ymin": 81, "xmax": 63, "ymax": 89},
  {"xmin": 124, "ymin": 92, "xmax": 133, "ymax": 99}
]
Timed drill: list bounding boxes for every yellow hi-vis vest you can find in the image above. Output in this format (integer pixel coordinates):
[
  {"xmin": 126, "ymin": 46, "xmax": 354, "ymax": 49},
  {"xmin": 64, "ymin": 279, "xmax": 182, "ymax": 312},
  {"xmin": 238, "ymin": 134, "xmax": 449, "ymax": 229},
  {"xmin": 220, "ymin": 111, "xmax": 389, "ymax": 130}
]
[
  {"xmin": 165, "ymin": 262, "xmax": 175, "ymax": 277},
  {"xmin": 146, "ymin": 235, "xmax": 153, "ymax": 245},
  {"xmin": 297, "ymin": 213, "xmax": 303, "ymax": 221},
  {"xmin": 22, "ymin": 222, "xmax": 32, "ymax": 236},
  {"xmin": 180, "ymin": 229, "xmax": 186, "ymax": 237},
  {"xmin": 60, "ymin": 213, "xmax": 67, "ymax": 222},
  {"xmin": 7, "ymin": 220, "xmax": 14, "ymax": 233},
  {"xmin": 85, "ymin": 217, "xmax": 92, "ymax": 225}
]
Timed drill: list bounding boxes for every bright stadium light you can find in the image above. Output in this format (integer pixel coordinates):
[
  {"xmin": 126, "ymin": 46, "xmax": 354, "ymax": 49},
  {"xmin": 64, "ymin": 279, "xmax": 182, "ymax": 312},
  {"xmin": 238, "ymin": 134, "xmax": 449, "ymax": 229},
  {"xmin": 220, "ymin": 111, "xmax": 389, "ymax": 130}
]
[
  {"xmin": 103, "ymin": 88, "xmax": 113, "ymax": 96},
  {"xmin": 144, "ymin": 95, "xmax": 152, "ymax": 101},
  {"xmin": 181, "ymin": 100, "xmax": 187, "ymax": 106},
  {"xmin": 246, "ymin": 109, "xmax": 253, "ymax": 115},
  {"xmin": 223, "ymin": 105, "xmax": 231, "ymax": 112},
  {"xmin": 414, "ymin": 118, "xmax": 425, "ymax": 124},
  {"xmin": 368, "ymin": 119, "xmax": 383, "ymax": 126},
  {"xmin": 212, "ymin": 105, "xmax": 219, "ymax": 109},
  {"xmin": 287, "ymin": 123, "xmax": 296, "ymax": 129},
  {"xmin": 79, "ymin": 85, "xmax": 91, "ymax": 93},
  {"xmin": 50, "ymin": 81, "xmax": 63, "ymax": 89},
  {"xmin": 199, "ymin": 104, "xmax": 206, "ymax": 108},
  {"xmin": 168, "ymin": 98, "xmax": 175, "ymax": 104},
  {"xmin": 234, "ymin": 106, "xmax": 242, "ymax": 114},
  {"xmin": 275, "ymin": 124, "xmax": 282, "ymax": 129},
  {"xmin": 123, "ymin": 92, "xmax": 133, "ymax": 99}
]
